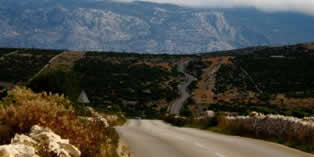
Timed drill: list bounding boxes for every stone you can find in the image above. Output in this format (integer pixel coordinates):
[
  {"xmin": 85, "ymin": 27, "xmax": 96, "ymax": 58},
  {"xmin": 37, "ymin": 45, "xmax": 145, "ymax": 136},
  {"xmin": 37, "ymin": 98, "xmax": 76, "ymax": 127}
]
[
  {"xmin": 203, "ymin": 110, "xmax": 215, "ymax": 118},
  {"xmin": 85, "ymin": 107, "xmax": 109, "ymax": 127},
  {"xmin": 11, "ymin": 134, "xmax": 38, "ymax": 146},
  {"xmin": 0, "ymin": 125, "xmax": 81, "ymax": 157},
  {"xmin": 29, "ymin": 125, "xmax": 81, "ymax": 157},
  {"xmin": 0, "ymin": 144, "xmax": 39, "ymax": 157}
]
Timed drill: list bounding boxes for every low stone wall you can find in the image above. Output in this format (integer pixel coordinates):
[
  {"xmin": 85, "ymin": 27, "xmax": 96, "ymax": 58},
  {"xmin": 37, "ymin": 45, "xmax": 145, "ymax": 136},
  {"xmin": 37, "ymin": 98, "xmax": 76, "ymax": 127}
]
[{"xmin": 221, "ymin": 112, "xmax": 314, "ymax": 144}]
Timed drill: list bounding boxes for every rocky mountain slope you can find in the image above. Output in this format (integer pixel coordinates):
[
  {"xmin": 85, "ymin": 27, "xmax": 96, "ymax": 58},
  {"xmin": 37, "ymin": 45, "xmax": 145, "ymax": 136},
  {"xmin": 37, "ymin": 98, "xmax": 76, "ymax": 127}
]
[{"xmin": 1, "ymin": 0, "xmax": 314, "ymax": 54}]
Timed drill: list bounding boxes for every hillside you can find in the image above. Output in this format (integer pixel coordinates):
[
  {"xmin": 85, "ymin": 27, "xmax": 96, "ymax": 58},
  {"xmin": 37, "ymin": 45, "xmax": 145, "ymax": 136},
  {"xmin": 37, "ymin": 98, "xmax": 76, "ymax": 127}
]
[
  {"xmin": 1, "ymin": 0, "xmax": 314, "ymax": 53},
  {"xmin": 0, "ymin": 48, "xmax": 62, "ymax": 83},
  {"xmin": 1, "ymin": 43, "xmax": 314, "ymax": 118},
  {"xmin": 21, "ymin": 50, "xmax": 186, "ymax": 118},
  {"xmin": 188, "ymin": 43, "xmax": 314, "ymax": 117}
]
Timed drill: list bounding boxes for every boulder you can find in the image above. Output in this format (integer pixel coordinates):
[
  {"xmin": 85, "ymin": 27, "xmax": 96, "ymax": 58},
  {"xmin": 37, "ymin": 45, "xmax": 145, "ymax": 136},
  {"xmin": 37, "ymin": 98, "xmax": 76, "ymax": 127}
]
[
  {"xmin": 0, "ymin": 144, "xmax": 39, "ymax": 157},
  {"xmin": 203, "ymin": 110, "xmax": 215, "ymax": 118},
  {"xmin": 11, "ymin": 134, "xmax": 38, "ymax": 146},
  {"xmin": 249, "ymin": 111, "xmax": 264, "ymax": 117},
  {"xmin": 0, "ymin": 125, "xmax": 81, "ymax": 157},
  {"xmin": 85, "ymin": 107, "xmax": 109, "ymax": 127},
  {"xmin": 29, "ymin": 125, "xmax": 81, "ymax": 157}
]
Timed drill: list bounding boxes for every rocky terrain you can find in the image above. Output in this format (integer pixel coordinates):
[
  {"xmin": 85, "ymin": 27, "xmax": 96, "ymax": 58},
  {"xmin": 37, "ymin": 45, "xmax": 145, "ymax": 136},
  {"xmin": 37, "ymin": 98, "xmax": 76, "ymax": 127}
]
[
  {"xmin": 1, "ymin": 0, "xmax": 314, "ymax": 53},
  {"xmin": 0, "ymin": 125, "xmax": 81, "ymax": 157}
]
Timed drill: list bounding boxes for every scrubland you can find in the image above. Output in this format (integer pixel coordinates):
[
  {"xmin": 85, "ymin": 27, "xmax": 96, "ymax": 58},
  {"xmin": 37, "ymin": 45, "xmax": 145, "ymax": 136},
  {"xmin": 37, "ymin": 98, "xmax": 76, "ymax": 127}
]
[{"xmin": 0, "ymin": 87, "xmax": 125, "ymax": 157}]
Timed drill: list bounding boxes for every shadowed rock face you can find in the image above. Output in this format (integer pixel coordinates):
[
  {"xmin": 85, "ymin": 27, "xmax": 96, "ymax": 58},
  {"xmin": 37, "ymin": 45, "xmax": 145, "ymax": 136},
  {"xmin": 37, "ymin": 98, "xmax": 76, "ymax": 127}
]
[{"xmin": 1, "ymin": 0, "xmax": 314, "ymax": 54}]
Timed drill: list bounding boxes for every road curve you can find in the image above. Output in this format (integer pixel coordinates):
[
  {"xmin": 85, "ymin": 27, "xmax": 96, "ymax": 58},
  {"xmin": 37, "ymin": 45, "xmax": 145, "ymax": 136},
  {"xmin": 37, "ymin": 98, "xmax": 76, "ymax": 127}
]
[
  {"xmin": 116, "ymin": 120, "xmax": 314, "ymax": 157},
  {"xmin": 170, "ymin": 61, "xmax": 197, "ymax": 114}
]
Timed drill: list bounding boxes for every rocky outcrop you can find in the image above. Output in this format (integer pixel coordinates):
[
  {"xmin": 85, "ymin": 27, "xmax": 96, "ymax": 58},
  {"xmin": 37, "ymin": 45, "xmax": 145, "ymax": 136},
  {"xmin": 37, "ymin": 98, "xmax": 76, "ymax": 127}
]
[
  {"xmin": 304, "ymin": 117, "xmax": 314, "ymax": 122},
  {"xmin": 0, "ymin": 144, "xmax": 38, "ymax": 157},
  {"xmin": 85, "ymin": 107, "xmax": 110, "ymax": 128},
  {"xmin": 0, "ymin": 125, "xmax": 81, "ymax": 157}
]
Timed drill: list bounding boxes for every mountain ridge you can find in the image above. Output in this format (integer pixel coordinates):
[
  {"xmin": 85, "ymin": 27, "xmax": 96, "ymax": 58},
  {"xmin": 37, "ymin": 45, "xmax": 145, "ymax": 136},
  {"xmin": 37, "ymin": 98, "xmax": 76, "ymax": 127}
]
[{"xmin": 1, "ymin": 0, "xmax": 314, "ymax": 54}]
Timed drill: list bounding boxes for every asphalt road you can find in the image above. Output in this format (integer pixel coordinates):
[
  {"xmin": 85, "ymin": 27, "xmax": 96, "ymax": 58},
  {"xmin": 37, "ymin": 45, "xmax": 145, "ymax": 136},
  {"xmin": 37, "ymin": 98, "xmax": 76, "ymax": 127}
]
[
  {"xmin": 170, "ymin": 61, "xmax": 197, "ymax": 114},
  {"xmin": 116, "ymin": 120, "xmax": 314, "ymax": 157}
]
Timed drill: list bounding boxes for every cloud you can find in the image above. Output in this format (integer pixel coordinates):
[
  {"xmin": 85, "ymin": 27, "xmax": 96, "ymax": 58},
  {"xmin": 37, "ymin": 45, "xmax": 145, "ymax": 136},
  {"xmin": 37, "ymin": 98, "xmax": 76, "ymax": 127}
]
[{"xmin": 115, "ymin": 0, "xmax": 314, "ymax": 15}]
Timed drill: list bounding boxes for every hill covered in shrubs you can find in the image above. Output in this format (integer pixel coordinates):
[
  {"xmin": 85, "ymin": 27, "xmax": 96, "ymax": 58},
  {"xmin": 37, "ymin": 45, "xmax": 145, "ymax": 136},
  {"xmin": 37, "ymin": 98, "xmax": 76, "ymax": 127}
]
[
  {"xmin": 179, "ymin": 43, "xmax": 314, "ymax": 118},
  {"xmin": 1, "ymin": 43, "xmax": 314, "ymax": 119}
]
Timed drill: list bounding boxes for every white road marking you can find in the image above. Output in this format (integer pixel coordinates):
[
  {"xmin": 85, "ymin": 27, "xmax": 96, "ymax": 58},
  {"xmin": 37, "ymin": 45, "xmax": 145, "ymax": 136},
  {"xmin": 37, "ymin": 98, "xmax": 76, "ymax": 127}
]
[
  {"xmin": 216, "ymin": 152, "xmax": 225, "ymax": 157},
  {"xmin": 194, "ymin": 142, "xmax": 207, "ymax": 149}
]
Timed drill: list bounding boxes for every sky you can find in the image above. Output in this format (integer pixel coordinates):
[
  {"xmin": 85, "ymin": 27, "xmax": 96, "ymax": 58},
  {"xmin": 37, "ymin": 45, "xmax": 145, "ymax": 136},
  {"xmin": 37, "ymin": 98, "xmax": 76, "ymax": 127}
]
[{"xmin": 115, "ymin": 0, "xmax": 314, "ymax": 16}]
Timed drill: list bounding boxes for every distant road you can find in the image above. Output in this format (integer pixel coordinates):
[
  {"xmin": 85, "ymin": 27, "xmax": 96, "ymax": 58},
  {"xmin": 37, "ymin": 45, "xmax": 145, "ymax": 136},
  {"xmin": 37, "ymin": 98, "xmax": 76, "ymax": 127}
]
[
  {"xmin": 116, "ymin": 120, "xmax": 314, "ymax": 157},
  {"xmin": 170, "ymin": 61, "xmax": 197, "ymax": 114}
]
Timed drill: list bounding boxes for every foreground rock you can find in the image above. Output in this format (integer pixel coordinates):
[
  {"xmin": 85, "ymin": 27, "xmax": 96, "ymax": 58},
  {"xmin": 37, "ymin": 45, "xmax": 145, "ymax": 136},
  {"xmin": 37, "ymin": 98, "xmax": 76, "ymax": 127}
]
[
  {"xmin": 0, "ymin": 125, "xmax": 81, "ymax": 157},
  {"xmin": 85, "ymin": 107, "xmax": 110, "ymax": 128}
]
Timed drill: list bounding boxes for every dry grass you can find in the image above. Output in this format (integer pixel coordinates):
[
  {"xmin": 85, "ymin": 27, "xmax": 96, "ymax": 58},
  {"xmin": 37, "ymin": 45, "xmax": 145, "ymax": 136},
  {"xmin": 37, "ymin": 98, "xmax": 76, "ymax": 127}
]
[
  {"xmin": 46, "ymin": 51, "xmax": 86, "ymax": 71},
  {"xmin": 192, "ymin": 56, "xmax": 233, "ymax": 104},
  {"xmin": 270, "ymin": 94, "xmax": 314, "ymax": 109},
  {"xmin": 0, "ymin": 87, "xmax": 119, "ymax": 157},
  {"xmin": 132, "ymin": 61, "xmax": 173, "ymax": 72},
  {"xmin": 304, "ymin": 43, "xmax": 314, "ymax": 50}
]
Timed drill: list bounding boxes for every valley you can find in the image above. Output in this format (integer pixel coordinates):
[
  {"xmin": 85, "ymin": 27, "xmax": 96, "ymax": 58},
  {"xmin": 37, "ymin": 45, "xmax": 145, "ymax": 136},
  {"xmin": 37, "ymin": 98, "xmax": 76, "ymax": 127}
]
[
  {"xmin": 1, "ymin": 43, "xmax": 314, "ymax": 118},
  {"xmin": 1, "ymin": 43, "xmax": 314, "ymax": 156}
]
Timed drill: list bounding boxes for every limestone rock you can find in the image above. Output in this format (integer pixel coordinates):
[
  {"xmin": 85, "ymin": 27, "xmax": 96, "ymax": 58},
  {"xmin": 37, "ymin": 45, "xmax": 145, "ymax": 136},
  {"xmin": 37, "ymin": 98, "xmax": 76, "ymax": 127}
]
[
  {"xmin": 29, "ymin": 125, "xmax": 81, "ymax": 157},
  {"xmin": 11, "ymin": 134, "xmax": 38, "ymax": 146},
  {"xmin": 0, "ymin": 125, "xmax": 81, "ymax": 157},
  {"xmin": 0, "ymin": 144, "xmax": 39, "ymax": 157},
  {"xmin": 85, "ymin": 107, "xmax": 109, "ymax": 128},
  {"xmin": 203, "ymin": 110, "xmax": 215, "ymax": 118},
  {"xmin": 249, "ymin": 111, "xmax": 264, "ymax": 117}
]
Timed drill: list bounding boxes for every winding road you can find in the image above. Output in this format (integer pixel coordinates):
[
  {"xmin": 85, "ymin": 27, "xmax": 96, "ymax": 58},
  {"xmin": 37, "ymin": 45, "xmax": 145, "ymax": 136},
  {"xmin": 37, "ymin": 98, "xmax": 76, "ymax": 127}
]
[
  {"xmin": 170, "ymin": 61, "xmax": 197, "ymax": 114},
  {"xmin": 116, "ymin": 120, "xmax": 314, "ymax": 157}
]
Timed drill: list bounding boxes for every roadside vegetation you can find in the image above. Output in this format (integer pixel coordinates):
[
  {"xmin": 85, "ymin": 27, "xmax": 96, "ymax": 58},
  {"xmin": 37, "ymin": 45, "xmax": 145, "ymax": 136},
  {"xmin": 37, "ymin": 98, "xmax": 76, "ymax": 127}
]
[
  {"xmin": 0, "ymin": 87, "xmax": 125, "ymax": 157},
  {"xmin": 163, "ymin": 112, "xmax": 314, "ymax": 153}
]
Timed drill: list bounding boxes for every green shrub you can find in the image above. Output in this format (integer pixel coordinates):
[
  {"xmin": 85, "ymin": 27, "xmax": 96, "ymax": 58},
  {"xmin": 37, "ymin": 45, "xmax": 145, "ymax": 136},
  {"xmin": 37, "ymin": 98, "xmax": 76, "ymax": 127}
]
[{"xmin": 28, "ymin": 69, "xmax": 80, "ymax": 101}]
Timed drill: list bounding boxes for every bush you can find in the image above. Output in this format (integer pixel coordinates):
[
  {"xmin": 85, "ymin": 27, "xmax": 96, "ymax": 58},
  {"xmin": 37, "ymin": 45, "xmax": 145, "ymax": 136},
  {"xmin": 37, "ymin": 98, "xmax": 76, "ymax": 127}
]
[
  {"xmin": 163, "ymin": 115, "xmax": 187, "ymax": 127},
  {"xmin": 0, "ymin": 87, "xmax": 118, "ymax": 157},
  {"xmin": 28, "ymin": 68, "xmax": 81, "ymax": 101}
]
